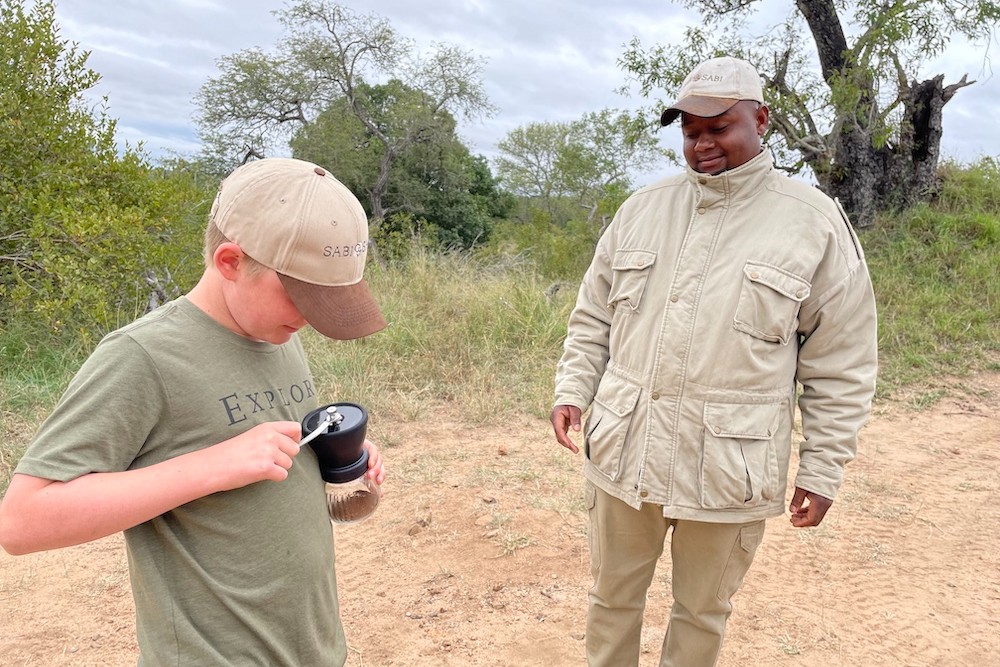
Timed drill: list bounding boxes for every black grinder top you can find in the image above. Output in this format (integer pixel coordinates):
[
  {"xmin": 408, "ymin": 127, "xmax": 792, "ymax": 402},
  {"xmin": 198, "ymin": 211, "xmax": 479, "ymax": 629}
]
[{"xmin": 300, "ymin": 403, "xmax": 369, "ymax": 484}]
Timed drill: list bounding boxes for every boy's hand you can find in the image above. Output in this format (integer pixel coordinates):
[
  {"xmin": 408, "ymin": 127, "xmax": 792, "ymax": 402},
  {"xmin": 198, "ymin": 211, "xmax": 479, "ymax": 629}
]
[
  {"xmin": 0, "ymin": 420, "xmax": 306, "ymax": 554},
  {"xmin": 363, "ymin": 440, "xmax": 386, "ymax": 486},
  {"xmin": 207, "ymin": 421, "xmax": 304, "ymax": 490}
]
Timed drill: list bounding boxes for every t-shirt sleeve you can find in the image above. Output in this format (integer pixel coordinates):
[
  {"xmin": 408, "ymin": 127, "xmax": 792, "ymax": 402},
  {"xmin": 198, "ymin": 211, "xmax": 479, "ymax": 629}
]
[{"xmin": 14, "ymin": 332, "xmax": 168, "ymax": 482}]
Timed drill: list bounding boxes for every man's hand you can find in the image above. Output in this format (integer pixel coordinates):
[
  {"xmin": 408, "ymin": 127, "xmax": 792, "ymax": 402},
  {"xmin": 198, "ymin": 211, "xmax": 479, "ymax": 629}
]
[
  {"xmin": 789, "ymin": 487, "xmax": 833, "ymax": 527},
  {"xmin": 550, "ymin": 405, "xmax": 583, "ymax": 454}
]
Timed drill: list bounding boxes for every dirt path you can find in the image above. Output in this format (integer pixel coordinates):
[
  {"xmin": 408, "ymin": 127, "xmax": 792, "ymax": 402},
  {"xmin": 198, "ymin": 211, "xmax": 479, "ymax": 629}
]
[{"xmin": 2, "ymin": 374, "xmax": 998, "ymax": 666}]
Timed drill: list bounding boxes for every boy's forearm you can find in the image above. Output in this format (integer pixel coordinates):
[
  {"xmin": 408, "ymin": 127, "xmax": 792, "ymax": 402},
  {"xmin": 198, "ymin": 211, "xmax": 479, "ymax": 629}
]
[{"xmin": 0, "ymin": 449, "xmax": 223, "ymax": 555}]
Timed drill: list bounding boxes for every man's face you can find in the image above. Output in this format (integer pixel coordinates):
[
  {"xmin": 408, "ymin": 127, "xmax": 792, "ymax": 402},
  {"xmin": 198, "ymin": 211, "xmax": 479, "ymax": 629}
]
[{"xmin": 681, "ymin": 101, "xmax": 769, "ymax": 174}]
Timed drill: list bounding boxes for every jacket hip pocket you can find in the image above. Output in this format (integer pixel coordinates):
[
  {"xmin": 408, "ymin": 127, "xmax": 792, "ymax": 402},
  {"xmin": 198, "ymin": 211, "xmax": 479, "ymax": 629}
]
[
  {"xmin": 733, "ymin": 261, "xmax": 810, "ymax": 345},
  {"xmin": 700, "ymin": 402, "xmax": 780, "ymax": 509},
  {"xmin": 585, "ymin": 372, "xmax": 642, "ymax": 482}
]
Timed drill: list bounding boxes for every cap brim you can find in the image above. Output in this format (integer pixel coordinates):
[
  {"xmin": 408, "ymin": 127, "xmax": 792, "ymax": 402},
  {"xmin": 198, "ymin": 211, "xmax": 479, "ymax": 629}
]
[
  {"xmin": 660, "ymin": 96, "xmax": 740, "ymax": 125},
  {"xmin": 279, "ymin": 274, "xmax": 387, "ymax": 341}
]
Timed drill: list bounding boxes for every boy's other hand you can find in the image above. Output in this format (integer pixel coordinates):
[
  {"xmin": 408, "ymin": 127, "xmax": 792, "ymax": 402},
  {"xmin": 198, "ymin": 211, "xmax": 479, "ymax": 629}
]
[
  {"xmin": 362, "ymin": 440, "xmax": 386, "ymax": 486},
  {"xmin": 208, "ymin": 421, "xmax": 303, "ymax": 490}
]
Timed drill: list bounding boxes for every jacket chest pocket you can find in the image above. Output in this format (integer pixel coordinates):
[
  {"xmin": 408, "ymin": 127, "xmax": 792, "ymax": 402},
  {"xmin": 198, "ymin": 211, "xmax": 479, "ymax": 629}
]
[
  {"xmin": 700, "ymin": 402, "xmax": 780, "ymax": 509},
  {"xmin": 608, "ymin": 249, "xmax": 656, "ymax": 313},
  {"xmin": 733, "ymin": 261, "xmax": 810, "ymax": 345}
]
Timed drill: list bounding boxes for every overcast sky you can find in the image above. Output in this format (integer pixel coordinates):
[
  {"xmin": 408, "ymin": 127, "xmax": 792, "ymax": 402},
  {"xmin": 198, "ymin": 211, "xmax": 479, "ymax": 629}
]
[{"xmin": 51, "ymin": 0, "xmax": 999, "ymax": 188}]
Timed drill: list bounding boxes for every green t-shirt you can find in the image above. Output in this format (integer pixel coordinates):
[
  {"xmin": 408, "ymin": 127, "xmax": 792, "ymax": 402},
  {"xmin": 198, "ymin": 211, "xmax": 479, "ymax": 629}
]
[{"xmin": 16, "ymin": 297, "xmax": 347, "ymax": 666}]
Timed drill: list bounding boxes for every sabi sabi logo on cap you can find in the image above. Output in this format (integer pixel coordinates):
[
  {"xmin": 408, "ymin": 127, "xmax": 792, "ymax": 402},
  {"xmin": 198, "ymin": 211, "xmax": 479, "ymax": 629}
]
[
  {"xmin": 660, "ymin": 57, "xmax": 765, "ymax": 126},
  {"xmin": 211, "ymin": 158, "xmax": 387, "ymax": 341}
]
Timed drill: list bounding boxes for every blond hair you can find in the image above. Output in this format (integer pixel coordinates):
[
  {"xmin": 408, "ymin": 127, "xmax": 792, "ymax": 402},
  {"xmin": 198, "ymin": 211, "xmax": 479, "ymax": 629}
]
[{"xmin": 204, "ymin": 220, "xmax": 268, "ymax": 276}]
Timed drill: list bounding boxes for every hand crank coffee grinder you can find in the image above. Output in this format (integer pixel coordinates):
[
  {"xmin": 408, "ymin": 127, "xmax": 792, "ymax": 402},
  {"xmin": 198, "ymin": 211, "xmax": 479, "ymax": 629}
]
[{"xmin": 300, "ymin": 403, "xmax": 380, "ymax": 524}]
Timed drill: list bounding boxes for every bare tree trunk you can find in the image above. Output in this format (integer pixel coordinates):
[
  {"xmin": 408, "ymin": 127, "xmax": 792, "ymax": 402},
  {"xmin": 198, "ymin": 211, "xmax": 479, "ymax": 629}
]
[
  {"xmin": 144, "ymin": 269, "xmax": 180, "ymax": 313},
  {"xmin": 797, "ymin": 0, "xmax": 880, "ymax": 226},
  {"xmin": 823, "ymin": 74, "xmax": 973, "ymax": 225},
  {"xmin": 793, "ymin": 0, "xmax": 971, "ymax": 227},
  {"xmin": 795, "ymin": 0, "xmax": 849, "ymax": 77},
  {"xmin": 369, "ymin": 148, "xmax": 394, "ymax": 227},
  {"xmin": 364, "ymin": 147, "xmax": 396, "ymax": 270},
  {"xmin": 814, "ymin": 125, "xmax": 883, "ymax": 228},
  {"xmin": 886, "ymin": 74, "xmax": 975, "ymax": 211}
]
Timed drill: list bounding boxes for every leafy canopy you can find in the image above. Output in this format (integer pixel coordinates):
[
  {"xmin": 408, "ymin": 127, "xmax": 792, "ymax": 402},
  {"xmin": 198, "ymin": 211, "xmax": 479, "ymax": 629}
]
[
  {"xmin": 495, "ymin": 109, "xmax": 667, "ymax": 224},
  {"xmin": 1, "ymin": 0, "xmax": 209, "ymax": 340}
]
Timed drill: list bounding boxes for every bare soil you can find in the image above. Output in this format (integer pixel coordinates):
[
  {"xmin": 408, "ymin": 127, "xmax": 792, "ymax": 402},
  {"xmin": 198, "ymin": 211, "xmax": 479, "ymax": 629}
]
[{"xmin": 2, "ymin": 374, "xmax": 999, "ymax": 666}]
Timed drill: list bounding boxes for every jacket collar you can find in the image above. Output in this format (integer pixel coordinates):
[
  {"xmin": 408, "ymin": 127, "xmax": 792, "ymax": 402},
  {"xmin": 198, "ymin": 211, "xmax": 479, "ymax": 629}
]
[{"xmin": 685, "ymin": 148, "xmax": 773, "ymax": 201}]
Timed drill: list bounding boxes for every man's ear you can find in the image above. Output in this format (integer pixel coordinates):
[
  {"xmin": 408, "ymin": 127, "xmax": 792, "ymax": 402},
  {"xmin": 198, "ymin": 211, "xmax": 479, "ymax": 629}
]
[
  {"xmin": 756, "ymin": 104, "xmax": 770, "ymax": 138},
  {"xmin": 213, "ymin": 242, "xmax": 245, "ymax": 280}
]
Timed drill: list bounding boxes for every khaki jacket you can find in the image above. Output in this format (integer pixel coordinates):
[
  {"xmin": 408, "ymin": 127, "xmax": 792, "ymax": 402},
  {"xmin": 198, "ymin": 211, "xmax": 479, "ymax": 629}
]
[{"xmin": 555, "ymin": 150, "xmax": 878, "ymax": 522}]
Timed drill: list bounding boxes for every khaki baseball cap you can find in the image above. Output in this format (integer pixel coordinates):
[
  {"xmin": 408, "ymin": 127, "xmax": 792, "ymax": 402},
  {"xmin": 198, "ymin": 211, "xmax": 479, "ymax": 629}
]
[
  {"xmin": 660, "ymin": 56, "xmax": 764, "ymax": 126},
  {"xmin": 210, "ymin": 158, "xmax": 387, "ymax": 340}
]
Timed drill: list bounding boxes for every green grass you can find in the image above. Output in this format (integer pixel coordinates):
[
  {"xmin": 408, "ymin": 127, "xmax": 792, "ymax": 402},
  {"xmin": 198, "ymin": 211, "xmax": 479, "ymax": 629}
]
[
  {"xmin": 862, "ymin": 158, "xmax": 1000, "ymax": 397},
  {"xmin": 0, "ymin": 321, "xmax": 88, "ymax": 490},
  {"xmin": 301, "ymin": 248, "xmax": 576, "ymax": 430}
]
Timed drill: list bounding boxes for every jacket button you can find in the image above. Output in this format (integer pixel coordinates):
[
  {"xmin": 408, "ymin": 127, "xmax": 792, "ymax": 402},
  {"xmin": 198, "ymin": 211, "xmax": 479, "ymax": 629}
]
[
  {"xmin": 795, "ymin": 290, "xmax": 805, "ymax": 298},
  {"xmin": 639, "ymin": 490, "xmax": 649, "ymax": 498},
  {"xmin": 670, "ymin": 294, "xmax": 679, "ymax": 303},
  {"xmin": 697, "ymin": 207, "xmax": 706, "ymax": 214},
  {"xmin": 750, "ymin": 271, "xmax": 760, "ymax": 279},
  {"xmin": 651, "ymin": 392, "xmax": 660, "ymax": 400},
  {"xmin": 713, "ymin": 426, "xmax": 722, "ymax": 434}
]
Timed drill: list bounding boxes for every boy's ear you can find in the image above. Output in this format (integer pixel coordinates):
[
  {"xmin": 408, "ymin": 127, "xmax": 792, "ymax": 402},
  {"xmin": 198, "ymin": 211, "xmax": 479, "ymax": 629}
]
[{"xmin": 213, "ymin": 242, "xmax": 245, "ymax": 280}]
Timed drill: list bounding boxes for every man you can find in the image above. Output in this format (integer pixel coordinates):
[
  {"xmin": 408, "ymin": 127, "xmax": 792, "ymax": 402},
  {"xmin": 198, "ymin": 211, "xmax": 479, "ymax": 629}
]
[{"xmin": 550, "ymin": 57, "xmax": 878, "ymax": 666}]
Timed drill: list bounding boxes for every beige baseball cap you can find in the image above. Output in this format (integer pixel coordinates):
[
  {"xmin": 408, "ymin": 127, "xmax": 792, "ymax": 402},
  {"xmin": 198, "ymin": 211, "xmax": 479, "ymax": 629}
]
[
  {"xmin": 210, "ymin": 158, "xmax": 387, "ymax": 341},
  {"xmin": 660, "ymin": 56, "xmax": 764, "ymax": 126}
]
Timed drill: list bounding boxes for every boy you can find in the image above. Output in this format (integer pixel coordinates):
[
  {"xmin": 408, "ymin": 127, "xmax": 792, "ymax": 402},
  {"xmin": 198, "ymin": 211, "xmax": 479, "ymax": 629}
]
[{"xmin": 0, "ymin": 158, "xmax": 387, "ymax": 665}]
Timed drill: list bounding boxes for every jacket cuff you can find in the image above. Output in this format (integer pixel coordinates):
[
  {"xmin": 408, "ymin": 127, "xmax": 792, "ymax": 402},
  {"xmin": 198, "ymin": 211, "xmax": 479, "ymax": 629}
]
[{"xmin": 793, "ymin": 462, "xmax": 844, "ymax": 501}]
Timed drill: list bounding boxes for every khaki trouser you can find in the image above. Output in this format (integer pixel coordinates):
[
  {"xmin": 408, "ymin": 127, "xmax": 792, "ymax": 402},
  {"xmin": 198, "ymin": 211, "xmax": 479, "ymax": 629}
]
[{"xmin": 585, "ymin": 482, "xmax": 765, "ymax": 667}]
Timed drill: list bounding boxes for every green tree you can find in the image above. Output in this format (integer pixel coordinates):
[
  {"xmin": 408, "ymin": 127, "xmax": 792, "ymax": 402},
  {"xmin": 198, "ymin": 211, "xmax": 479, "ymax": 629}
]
[
  {"xmin": 495, "ymin": 108, "xmax": 666, "ymax": 225},
  {"xmin": 618, "ymin": 0, "xmax": 1000, "ymax": 227},
  {"xmin": 412, "ymin": 151, "xmax": 515, "ymax": 249},
  {"xmin": 194, "ymin": 0, "xmax": 494, "ymax": 232},
  {"xmin": 0, "ymin": 0, "xmax": 208, "ymax": 339},
  {"xmin": 495, "ymin": 121, "xmax": 575, "ymax": 221},
  {"xmin": 289, "ymin": 79, "xmax": 512, "ymax": 249}
]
